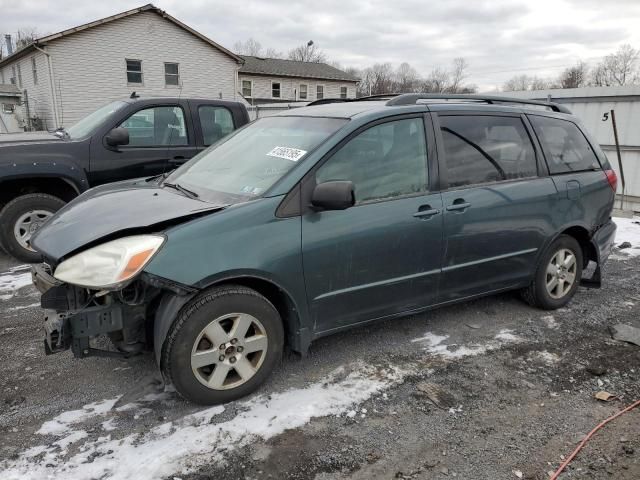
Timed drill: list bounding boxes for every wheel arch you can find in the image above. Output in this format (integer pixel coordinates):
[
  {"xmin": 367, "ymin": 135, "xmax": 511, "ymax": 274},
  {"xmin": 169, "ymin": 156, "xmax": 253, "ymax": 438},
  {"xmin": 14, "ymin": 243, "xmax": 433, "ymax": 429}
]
[
  {"xmin": 153, "ymin": 274, "xmax": 307, "ymax": 366},
  {"xmin": 0, "ymin": 175, "xmax": 83, "ymax": 207},
  {"xmin": 559, "ymin": 225, "xmax": 597, "ymax": 267}
]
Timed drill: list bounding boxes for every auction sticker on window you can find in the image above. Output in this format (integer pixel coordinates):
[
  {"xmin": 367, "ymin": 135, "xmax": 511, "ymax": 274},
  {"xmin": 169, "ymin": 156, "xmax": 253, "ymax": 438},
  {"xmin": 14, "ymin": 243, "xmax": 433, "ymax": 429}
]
[{"xmin": 267, "ymin": 146, "xmax": 307, "ymax": 162}]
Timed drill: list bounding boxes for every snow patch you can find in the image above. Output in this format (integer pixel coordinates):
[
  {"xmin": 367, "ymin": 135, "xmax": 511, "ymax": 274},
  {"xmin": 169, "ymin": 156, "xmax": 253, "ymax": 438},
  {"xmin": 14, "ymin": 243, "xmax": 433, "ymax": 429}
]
[
  {"xmin": 2, "ymin": 362, "xmax": 410, "ymax": 480},
  {"xmin": 37, "ymin": 398, "xmax": 120, "ymax": 436},
  {"xmin": 413, "ymin": 329, "xmax": 521, "ymax": 359},
  {"xmin": 541, "ymin": 315, "xmax": 559, "ymax": 329},
  {"xmin": 0, "ymin": 271, "xmax": 33, "ymax": 298},
  {"xmin": 535, "ymin": 351, "xmax": 561, "ymax": 365},
  {"xmin": 7, "ymin": 302, "xmax": 41, "ymax": 311},
  {"xmin": 612, "ymin": 217, "xmax": 640, "ymax": 258}
]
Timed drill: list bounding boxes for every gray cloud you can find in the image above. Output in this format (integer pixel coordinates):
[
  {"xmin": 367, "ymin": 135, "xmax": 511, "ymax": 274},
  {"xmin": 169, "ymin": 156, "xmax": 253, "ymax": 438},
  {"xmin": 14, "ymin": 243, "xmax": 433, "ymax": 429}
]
[{"xmin": 1, "ymin": 0, "xmax": 639, "ymax": 89}]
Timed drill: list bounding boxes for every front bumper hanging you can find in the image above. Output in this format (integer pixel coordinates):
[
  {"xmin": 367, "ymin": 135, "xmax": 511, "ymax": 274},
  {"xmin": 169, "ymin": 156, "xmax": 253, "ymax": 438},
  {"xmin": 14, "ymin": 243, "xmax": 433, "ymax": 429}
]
[{"xmin": 32, "ymin": 264, "xmax": 146, "ymax": 358}]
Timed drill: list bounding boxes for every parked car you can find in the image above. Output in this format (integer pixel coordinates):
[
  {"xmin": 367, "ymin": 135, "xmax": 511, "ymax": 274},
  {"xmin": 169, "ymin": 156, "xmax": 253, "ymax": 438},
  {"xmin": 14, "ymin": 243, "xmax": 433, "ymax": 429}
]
[
  {"xmin": 0, "ymin": 96, "xmax": 250, "ymax": 262},
  {"xmin": 31, "ymin": 94, "xmax": 617, "ymax": 405}
]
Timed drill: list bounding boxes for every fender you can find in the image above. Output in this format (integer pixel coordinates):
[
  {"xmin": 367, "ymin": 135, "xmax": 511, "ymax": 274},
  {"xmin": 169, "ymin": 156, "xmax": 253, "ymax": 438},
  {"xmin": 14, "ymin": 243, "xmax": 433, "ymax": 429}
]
[
  {"xmin": 0, "ymin": 161, "xmax": 90, "ymax": 193},
  {"xmin": 152, "ymin": 270, "xmax": 312, "ymax": 365}
]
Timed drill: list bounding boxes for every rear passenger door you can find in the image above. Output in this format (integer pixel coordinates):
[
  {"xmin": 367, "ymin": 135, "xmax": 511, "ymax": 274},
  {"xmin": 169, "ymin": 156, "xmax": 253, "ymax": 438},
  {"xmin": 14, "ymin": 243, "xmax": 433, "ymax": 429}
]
[
  {"xmin": 194, "ymin": 104, "xmax": 237, "ymax": 150},
  {"xmin": 435, "ymin": 112, "xmax": 558, "ymax": 302}
]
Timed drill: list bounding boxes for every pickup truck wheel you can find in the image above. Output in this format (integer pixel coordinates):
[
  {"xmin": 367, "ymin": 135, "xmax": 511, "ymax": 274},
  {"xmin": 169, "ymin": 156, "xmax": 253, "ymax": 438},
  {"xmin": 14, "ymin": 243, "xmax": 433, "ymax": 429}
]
[
  {"xmin": 162, "ymin": 285, "xmax": 284, "ymax": 405},
  {"xmin": 0, "ymin": 193, "xmax": 66, "ymax": 263},
  {"xmin": 521, "ymin": 234, "xmax": 583, "ymax": 310}
]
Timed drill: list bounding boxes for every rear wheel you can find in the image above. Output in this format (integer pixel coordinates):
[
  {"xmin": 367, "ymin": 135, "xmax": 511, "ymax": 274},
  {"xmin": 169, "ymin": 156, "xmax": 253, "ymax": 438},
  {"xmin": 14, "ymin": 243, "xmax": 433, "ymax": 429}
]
[
  {"xmin": 0, "ymin": 193, "xmax": 65, "ymax": 263},
  {"xmin": 162, "ymin": 285, "xmax": 284, "ymax": 405},
  {"xmin": 521, "ymin": 234, "xmax": 583, "ymax": 310}
]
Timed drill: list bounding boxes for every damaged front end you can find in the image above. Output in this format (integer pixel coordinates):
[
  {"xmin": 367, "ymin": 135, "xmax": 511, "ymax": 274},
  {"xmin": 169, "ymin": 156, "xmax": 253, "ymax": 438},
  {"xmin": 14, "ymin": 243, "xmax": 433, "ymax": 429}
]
[{"xmin": 33, "ymin": 262, "xmax": 193, "ymax": 359}]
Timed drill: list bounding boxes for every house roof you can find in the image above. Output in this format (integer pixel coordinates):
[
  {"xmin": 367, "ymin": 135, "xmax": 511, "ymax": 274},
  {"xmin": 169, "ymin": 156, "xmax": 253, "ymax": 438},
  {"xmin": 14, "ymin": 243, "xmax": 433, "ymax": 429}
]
[
  {"xmin": 0, "ymin": 3, "xmax": 243, "ymax": 68},
  {"xmin": 239, "ymin": 56, "xmax": 359, "ymax": 82},
  {"xmin": 0, "ymin": 83, "xmax": 21, "ymax": 96}
]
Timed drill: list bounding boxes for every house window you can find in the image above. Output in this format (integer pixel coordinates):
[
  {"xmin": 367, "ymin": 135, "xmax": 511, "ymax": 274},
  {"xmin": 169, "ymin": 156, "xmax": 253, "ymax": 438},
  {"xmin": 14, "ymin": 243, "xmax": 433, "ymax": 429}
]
[
  {"xmin": 165, "ymin": 63, "xmax": 180, "ymax": 86},
  {"xmin": 31, "ymin": 57, "xmax": 38, "ymax": 85},
  {"xmin": 2, "ymin": 103, "xmax": 15, "ymax": 114},
  {"xmin": 10, "ymin": 66, "xmax": 16, "ymax": 85},
  {"xmin": 242, "ymin": 80, "xmax": 252, "ymax": 98},
  {"xmin": 126, "ymin": 59, "xmax": 143, "ymax": 84},
  {"xmin": 272, "ymin": 82, "xmax": 281, "ymax": 98},
  {"xmin": 316, "ymin": 85, "xmax": 324, "ymax": 100},
  {"xmin": 340, "ymin": 86, "xmax": 348, "ymax": 99},
  {"xmin": 299, "ymin": 84, "xmax": 308, "ymax": 100}
]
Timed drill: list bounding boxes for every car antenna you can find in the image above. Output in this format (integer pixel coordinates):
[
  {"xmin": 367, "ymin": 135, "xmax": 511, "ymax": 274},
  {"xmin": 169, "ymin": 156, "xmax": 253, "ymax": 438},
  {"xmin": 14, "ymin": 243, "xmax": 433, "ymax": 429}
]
[
  {"xmin": 130, "ymin": 91, "xmax": 139, "ymax": 99},
  {"xmin": 160, "ymin": 81, "xmax": 184, "ymax": 181}
]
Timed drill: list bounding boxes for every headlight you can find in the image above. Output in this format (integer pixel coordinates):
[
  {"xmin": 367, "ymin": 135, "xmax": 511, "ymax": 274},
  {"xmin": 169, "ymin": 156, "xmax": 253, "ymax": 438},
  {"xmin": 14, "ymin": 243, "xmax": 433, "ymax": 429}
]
[{"xmin": 54, "ymin": 235, "xmax": 165, "ymax": 289}]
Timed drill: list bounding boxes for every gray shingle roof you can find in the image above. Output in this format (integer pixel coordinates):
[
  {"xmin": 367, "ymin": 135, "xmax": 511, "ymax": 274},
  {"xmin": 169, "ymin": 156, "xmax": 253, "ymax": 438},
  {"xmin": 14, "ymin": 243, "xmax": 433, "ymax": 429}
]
[
  {"xmin": 239, "ymin": 56, "xmax": 359, "ymax": 82},
  {"xmin": 0, "ymin": 83, "xmax": 21, "ymax": 96}
]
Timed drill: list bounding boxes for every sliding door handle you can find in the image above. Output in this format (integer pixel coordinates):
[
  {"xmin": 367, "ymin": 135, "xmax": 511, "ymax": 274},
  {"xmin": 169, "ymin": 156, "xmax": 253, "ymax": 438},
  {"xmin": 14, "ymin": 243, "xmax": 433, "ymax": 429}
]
[
  {"xmin": 413, "ymin": 208, "xmax": 440, "ymax": 219},
  {"xmin": 446, "ymin": 202, "xmax": 471, "ymax": 212}
]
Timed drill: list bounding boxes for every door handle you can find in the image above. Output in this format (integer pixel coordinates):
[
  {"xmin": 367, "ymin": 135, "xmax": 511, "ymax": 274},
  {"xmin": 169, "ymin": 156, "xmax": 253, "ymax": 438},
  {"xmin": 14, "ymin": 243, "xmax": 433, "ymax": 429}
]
[
  {"xmin": 413, "ymin": 206, "xmax": 440, "ymax": 219},
  {"xmin": 446, "ymin": 200, "xmax": 471, "ymax": 212}
]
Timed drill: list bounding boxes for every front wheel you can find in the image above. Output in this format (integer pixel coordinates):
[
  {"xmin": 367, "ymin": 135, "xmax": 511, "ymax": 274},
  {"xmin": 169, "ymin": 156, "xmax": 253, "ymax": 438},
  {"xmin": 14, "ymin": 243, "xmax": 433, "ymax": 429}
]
[
  {"xmin": 161, "ymin": 285, "xmax": 284, "ymax": 405},
  {"xmin": 0, "ymin": 193, "xmax": 66, "ymax": 263},
  {"xmin": 521, "ymin": 234, "xmax": 583, "ymax": 310}
]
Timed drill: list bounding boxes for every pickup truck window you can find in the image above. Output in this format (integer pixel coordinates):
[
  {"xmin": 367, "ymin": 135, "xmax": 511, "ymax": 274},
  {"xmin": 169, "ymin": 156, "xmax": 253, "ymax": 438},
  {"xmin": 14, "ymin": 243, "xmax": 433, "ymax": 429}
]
[
  {"xmin": 119, "ymin": 106, "xmax": 188, "ymax": 147},
  {"xmin": 66, "ymin": 100, "xmax": 128, "ymax": 139},
  {"xmin": 198, "ymin": 106, "xmax": 234, "ymax": 146}
]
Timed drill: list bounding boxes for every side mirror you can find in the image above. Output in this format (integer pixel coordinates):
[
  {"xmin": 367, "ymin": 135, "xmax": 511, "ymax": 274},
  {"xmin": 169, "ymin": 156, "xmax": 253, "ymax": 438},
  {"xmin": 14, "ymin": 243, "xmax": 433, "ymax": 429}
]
[
  {"xmin": 311, "ymin": 181, "xmax": 355, "ymax": 211},
  {"xmin": 105, "ymin": 127, "xmax": 130, "ymax": 148}
]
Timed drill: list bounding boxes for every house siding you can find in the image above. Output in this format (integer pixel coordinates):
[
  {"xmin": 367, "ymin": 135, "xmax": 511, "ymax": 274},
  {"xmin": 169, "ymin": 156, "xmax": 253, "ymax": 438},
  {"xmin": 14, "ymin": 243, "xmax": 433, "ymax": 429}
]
[
  {"xmin": 239, "ymin": 74, "xmax": 357, "ymax": 103},
  {"xmin": 0, "ymin": 52, "xmax": 53, "ymax": 129}
]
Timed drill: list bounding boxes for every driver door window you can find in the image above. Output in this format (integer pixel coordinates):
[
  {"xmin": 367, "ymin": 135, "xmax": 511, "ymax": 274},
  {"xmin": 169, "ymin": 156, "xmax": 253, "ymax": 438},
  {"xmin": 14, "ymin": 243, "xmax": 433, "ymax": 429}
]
[
  {"xmin": 316, "ymin": 117, "xmax": 428, "ymax": 204},
  {"xmin": 119, "ymin": 106, "xmax": 188, "ymax": 147}
]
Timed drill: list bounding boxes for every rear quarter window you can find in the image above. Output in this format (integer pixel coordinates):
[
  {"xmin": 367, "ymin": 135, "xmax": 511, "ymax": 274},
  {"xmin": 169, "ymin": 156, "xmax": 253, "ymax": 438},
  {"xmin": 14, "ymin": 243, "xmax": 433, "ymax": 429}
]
[{"xmin": 529, "ymin": 115, "xmax": 600, "ymax": 174}]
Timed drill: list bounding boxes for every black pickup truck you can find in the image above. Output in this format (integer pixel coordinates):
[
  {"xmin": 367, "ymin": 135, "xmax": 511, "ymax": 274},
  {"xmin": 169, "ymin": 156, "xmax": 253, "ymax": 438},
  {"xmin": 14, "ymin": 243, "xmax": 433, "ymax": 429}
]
[{"xmin": 0, "ymin": 96, "xmax": 250, "ymax": 262}]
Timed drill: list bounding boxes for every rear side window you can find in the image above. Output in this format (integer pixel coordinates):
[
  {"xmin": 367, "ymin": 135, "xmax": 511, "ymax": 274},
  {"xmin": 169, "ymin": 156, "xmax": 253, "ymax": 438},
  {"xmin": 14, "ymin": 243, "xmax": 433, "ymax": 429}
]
[
  {"xmin": 198, "ymin": 106, "xmax": 235, "ymax": 146},
  {"xmin": 529, "ymin": 115, "xmax": 600, "ymax": 174},
  {"xmin": 439, "ymin": 115, "xmax": 537, "ymax": 188}
]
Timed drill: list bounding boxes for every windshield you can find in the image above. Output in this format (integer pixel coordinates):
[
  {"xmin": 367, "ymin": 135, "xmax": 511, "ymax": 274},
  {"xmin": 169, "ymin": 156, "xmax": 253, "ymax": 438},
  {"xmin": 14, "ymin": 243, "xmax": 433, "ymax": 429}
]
[
  {"xmin": 66, "ymin": 100, "xmax": 128, "ymax": 139},
  {"xmin": 166, "ymin": 116, "xmax": 348, "ymax": 202}
]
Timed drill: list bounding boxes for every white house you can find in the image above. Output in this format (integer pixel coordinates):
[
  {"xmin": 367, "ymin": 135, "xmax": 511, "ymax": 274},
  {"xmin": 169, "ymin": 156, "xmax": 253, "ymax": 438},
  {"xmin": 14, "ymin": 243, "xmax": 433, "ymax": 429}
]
[
  {"xmin": 238, "ymin": 56, "xmax": 359, "ymax": 104},
  {"xmin": 0, "ymin": 4, "xmax": 243, "ymax": 130}
]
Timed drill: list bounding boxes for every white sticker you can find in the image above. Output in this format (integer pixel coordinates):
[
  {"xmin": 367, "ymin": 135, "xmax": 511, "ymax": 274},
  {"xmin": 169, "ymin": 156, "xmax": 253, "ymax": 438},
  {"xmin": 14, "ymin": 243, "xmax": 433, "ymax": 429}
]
[{"xmin": 266, "ymin": 146, "xmax": 307, "ymax": 162}]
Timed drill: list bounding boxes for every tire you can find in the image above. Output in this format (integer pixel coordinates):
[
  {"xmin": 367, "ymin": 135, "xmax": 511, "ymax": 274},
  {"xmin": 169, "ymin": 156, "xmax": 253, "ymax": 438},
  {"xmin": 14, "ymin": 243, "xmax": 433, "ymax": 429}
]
[
  {"xmin": 162, "ymin": 285, "xmax": 284, "ymax": 405},
  {"xmin": 521, "ymin": 234, "xmax": 583, "ymax": 310},
  {"xmin": 0, "ymin": 193, "xmax": 66, "ymax": 263}
]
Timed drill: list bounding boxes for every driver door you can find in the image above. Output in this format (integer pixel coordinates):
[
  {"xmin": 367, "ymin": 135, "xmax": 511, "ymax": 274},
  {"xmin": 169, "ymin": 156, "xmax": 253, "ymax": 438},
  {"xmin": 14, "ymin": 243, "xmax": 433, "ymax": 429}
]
[
  {"xmin": 89, "ymin": 103, "xmax": 199, "ymax": 185},
  {"xmin": 301, "ymin": 115, "xmax": 444, "ymax": 333}
]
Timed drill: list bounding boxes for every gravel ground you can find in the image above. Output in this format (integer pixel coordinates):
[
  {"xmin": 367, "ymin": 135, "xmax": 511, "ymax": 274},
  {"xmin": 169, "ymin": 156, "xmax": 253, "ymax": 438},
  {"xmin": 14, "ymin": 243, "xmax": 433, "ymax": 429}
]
[{"xmin": 0, "ymin": 248, "xmax": 639, "ymax": 480}]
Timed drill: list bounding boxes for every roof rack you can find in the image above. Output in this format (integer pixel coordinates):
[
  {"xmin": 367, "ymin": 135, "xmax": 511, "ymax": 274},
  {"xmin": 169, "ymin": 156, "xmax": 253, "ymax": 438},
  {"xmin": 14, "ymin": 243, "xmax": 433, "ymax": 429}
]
[
  {"xmin": 385, "ymin": 93, "xmax": 571, "ymax": 113},
  {"xmin": 307, "ymin": 93, "xmax": 400, "ymax": 106}
]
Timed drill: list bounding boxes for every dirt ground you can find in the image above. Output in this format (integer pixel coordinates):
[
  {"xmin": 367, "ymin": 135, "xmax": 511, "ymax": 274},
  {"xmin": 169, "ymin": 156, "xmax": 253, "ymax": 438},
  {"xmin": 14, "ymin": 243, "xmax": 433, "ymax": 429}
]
[{"xmin": 1, "ymin": 249, "xmax": 639, "ymax": 480}]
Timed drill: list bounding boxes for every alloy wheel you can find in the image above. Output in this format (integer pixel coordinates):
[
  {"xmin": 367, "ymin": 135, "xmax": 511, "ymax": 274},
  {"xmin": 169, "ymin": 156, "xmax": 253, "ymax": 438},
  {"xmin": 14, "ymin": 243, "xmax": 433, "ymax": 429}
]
[
  {"xmin": 191, "ymin": 313, "xmax": 268, "ymax": 390},
  {"xmin": 545, "ymin": 248, "xmax": 577, "ymax": 299}
]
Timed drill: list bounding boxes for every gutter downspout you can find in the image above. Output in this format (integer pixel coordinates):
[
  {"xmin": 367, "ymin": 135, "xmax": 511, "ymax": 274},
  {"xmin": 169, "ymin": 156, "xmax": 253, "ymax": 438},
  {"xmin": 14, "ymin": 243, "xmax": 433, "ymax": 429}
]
[{"xmin": 33, "ymin": 44, "xmax": 61, "ymax": 128}]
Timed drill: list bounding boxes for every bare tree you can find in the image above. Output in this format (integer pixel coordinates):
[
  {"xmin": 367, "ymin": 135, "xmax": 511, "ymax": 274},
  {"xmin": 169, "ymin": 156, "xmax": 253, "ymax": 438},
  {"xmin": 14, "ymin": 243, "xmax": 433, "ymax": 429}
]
[
  {"xmin": 288, "ymin": 41, "xmax": 326, "ymax": 63},
  {"xmin": 421, "ymin": 67, "xmax": 450, "ymax": 93},
  {"xmin": 264, "ymin": 47, "xmax": 284, "ymax": 59},
  {"xmin": 591, "ymin": 44, "xmax": 639, "ymax": 86},
  {"xmin": 368, "ymin": 63, "xmax": 394, "ymax": 94},
  {"xmin": 503, "ymin": 74, "xmax": 532, "ymax": 92},
  {"xmin": 394, "ymin": 62, "xmax": 420, "ymax": 92},
  {"xmin": 559, "ymin": 61, "xmax": 588, "ymax": 88},
  {"xmin": 448, "ymin": 57, "xmax": 469, "ymax": 93},
  {"xmin": 233, "ymin": 38, "xmax": 263, "ymax": 56},
  {"xmin": 15, "ymin": 28, "xmax": 39, "ymax": 51}
]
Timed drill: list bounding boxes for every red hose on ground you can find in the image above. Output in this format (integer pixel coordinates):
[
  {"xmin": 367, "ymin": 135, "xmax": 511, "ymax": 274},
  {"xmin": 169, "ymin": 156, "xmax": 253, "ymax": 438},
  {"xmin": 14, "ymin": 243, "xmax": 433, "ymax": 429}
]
[{"xmin": 550, "ymin": 398, "xmax": 640, "ymax": 480}]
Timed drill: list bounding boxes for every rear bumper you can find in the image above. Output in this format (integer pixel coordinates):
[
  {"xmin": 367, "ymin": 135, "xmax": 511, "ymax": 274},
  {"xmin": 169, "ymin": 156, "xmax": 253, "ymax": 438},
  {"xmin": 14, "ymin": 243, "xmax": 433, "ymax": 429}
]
[{"xmin": 592, "ymin": 219, "xmax": 617, "ymax": 266}]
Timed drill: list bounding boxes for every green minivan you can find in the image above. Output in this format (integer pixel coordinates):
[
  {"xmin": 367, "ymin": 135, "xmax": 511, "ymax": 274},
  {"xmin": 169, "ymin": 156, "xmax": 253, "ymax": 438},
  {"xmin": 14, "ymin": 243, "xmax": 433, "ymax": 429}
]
[{"xmin": 31, "ymin": 94, "xmax": 618, "ymax": 404}]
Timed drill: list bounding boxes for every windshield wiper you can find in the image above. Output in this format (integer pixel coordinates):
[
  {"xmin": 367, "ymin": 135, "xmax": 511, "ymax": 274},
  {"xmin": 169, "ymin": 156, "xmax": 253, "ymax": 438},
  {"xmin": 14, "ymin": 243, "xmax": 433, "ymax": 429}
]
[{"xmin": 163, "ymin": 182, "xmax": 199, "ymax": 198}]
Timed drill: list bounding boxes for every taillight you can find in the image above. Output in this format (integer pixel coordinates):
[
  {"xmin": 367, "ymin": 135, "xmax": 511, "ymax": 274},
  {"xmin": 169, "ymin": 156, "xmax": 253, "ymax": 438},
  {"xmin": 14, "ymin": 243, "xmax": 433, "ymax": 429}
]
[{"xmin": 605, "ymin": 169, "xmax": 618, "ymax": 191}]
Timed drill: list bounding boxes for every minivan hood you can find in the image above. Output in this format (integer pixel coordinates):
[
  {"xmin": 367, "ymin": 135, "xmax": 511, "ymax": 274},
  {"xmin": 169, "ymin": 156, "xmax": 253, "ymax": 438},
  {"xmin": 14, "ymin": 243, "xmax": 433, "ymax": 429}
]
[{"xmin": 31, "ymin": 181, "xmax": 226, "ymax": 261}]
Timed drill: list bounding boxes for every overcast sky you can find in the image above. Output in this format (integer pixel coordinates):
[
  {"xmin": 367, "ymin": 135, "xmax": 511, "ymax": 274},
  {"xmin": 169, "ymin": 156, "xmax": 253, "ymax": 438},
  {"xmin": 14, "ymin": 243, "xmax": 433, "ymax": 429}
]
[{"xmin": 1, "ymin": 0, "xmax": 639, "ymax": 90}]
